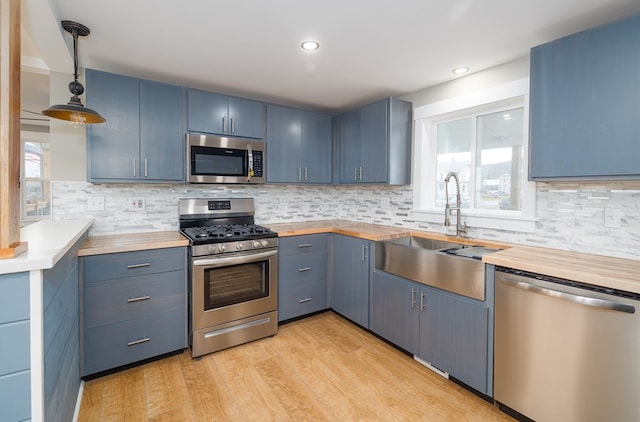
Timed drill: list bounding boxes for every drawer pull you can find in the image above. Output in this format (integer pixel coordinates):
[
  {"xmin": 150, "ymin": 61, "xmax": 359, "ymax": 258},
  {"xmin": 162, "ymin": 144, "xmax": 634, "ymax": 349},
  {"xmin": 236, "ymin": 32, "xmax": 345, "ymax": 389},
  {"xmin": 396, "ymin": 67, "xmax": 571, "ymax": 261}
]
[
  {"xmin": 298, "ymin": 267, "xmax": 312, "ymax": 272},
  {"xmin": 298, "ymin": 298, "xmax": 312, "ymax": 303},
  {"xmin": 127, "ymin": 337, "xmax": 151, "ymax": 347},
  {"xmin": 298, "ymin": 244, "xmax": 312, "ymax": 248},
  {"xmin": 127, "ymin": 295, "xmax": 151, "ymax": 303},
  {"xmin": 127, "ymin": 263, "xmax": 151, "ymax": 269}
]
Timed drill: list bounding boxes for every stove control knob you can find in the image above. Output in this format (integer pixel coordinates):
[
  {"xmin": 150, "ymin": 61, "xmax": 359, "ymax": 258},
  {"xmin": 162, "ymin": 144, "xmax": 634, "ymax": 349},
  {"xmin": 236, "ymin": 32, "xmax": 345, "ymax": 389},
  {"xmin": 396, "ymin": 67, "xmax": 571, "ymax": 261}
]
[
  {"xmin": 236, "ymin": 243, "xmax": 244, "ymax": 251},
  {"xmin": 208, "ymin": 245, "xmax": 216, "ymax": 253},
  {"xmin": 260, "ymin": 240, "xmax": 269, "ymax": 247},
  {"xmin": 252, "ymin": 241, "xmax": 261, "ymax": 248},
  {"xmin": 218, "ymin": 245, "xmax": 226, "ymax": 253}
]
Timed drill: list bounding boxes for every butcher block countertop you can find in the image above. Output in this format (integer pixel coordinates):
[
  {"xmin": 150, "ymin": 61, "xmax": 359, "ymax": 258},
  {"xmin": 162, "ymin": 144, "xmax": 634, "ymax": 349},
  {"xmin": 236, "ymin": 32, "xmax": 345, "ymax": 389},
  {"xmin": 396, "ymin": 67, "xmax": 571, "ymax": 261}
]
[
  {"xmin": 483, "ymin": 245, "xmax": 640, "ymax": 295},
  {"xmin": 78, "ymin": 231, "xmax": 189, "ymax": 256}
]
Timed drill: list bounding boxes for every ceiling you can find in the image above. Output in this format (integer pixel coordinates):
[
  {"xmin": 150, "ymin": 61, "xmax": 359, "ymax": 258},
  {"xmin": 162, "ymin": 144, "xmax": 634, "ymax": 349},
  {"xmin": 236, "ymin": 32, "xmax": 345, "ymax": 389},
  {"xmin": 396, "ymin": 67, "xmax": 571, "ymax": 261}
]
[{"xmin": 20, "ymin": 0, "xmax": 640, "ymax": 125}]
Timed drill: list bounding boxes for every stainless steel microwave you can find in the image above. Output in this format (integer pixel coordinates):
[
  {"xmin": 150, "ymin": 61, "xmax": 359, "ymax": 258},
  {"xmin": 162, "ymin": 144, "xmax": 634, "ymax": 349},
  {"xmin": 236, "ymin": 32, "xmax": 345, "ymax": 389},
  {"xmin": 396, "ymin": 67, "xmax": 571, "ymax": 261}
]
[{"xmin": 186, "ymin": 134, "xmax": 265, "ymax": 184}]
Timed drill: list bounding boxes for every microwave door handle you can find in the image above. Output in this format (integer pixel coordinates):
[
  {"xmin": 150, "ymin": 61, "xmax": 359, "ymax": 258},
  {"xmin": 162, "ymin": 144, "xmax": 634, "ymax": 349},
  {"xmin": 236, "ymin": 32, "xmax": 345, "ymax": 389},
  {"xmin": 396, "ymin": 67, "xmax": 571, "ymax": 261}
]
[{"xmin": 247, "ymin": 145, "xmax": 253, "ymax": 182}]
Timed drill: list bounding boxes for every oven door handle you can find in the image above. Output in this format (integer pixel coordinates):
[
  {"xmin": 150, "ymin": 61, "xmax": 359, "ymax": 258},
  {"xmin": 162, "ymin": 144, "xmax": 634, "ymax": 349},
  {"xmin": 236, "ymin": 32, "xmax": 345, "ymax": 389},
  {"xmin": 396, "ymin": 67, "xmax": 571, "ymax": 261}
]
[{"xmin": 193, "ymin": 249, "xmax": 278, "ymax": 267}]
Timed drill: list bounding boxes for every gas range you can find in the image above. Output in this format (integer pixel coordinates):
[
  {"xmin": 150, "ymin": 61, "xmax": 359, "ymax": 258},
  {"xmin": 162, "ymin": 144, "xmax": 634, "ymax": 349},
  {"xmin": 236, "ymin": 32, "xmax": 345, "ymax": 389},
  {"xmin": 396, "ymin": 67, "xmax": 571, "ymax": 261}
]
[{"xmin": 179, "ymin": 198, "xmax": 278, "ymax": 257}]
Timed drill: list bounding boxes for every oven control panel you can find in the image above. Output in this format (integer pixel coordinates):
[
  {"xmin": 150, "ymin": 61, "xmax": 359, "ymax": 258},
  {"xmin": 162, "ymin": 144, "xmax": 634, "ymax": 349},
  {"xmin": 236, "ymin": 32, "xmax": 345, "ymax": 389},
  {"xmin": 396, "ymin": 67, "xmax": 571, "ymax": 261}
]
[
  {"xmin": 192, "ymin": 237, "xmax": 279, "ymax": 258},
  {"xmin": 208, "ymin": 200, "xmax": 231, "ymax": 210}
]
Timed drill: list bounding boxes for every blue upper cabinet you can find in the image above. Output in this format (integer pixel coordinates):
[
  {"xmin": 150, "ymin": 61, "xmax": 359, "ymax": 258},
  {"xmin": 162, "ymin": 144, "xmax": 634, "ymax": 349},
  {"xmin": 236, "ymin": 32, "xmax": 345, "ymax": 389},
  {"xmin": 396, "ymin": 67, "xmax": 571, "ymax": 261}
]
[
  {"xmin": 187, "ymin": 89, "xmax": 264, "ymax": 139},
  {"xmin": 529, "ymin": 12, "xmax": 640, "ymax": 180},
  {"xmin": 337, "ymin": 97, "xmax": 412, "ymax": 185},
  {"xmin": 266, "ymin": 104, "xmax": 332, "ymax": 183},
  {"xmin": 86, "ymin": 69, "xmax": 185, "ymax": 183}
]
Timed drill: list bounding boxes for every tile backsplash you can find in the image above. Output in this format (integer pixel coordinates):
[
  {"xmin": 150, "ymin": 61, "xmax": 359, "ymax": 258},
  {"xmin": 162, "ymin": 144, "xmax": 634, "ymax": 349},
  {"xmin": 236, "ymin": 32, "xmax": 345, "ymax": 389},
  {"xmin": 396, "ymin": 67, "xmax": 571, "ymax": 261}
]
[{"xmin": 52, "ymin": 181, "xmax": 640, "ymax": 260}]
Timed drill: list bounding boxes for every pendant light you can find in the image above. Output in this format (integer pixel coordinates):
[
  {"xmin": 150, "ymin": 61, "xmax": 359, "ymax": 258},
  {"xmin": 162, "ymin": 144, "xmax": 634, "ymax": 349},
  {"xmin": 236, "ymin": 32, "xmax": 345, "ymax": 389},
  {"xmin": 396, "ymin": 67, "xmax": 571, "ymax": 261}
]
[{"xmin": 42, "ymin": 20, "xmax": 106, "ymax": 127}]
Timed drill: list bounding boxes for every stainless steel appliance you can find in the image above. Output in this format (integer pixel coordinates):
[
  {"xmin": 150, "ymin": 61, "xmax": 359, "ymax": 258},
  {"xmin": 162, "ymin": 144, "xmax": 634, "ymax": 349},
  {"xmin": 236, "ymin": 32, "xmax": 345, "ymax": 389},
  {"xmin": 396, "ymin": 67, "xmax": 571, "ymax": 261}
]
[
  {"xmin": 186, "ymin": 133, "xmax": 265, "ymax": 184},
  {"xmin": 495, "ymin": 267, "xmax": 640, "ymax": 422},
  {"xmin": 179, "ymin": 198, "xmax": 278, "ymax": 357}
]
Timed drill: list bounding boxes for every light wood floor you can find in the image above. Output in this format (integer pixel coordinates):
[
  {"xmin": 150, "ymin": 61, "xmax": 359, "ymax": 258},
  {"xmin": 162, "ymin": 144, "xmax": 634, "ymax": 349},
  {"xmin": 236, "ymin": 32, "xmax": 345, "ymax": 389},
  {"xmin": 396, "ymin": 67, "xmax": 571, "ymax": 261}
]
[{"xmin": 79, "ymin": 311, "xmax": 513, "ymax": 421}]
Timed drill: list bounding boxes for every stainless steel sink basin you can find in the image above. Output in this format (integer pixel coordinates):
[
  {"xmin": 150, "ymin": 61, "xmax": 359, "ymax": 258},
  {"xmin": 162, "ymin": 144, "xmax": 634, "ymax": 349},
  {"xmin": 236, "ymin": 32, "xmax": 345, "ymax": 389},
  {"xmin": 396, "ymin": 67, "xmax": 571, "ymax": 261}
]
[{"xmin": 375, "ymin": 236, "xmax": 500, "ymax": 301}]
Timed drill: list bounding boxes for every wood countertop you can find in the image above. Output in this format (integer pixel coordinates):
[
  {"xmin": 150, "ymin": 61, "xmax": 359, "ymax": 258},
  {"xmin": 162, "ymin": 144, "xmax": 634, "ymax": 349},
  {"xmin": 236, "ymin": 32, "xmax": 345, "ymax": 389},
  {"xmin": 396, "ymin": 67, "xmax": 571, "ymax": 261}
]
[
  {"xmin": 78, "ymin": 231, "xmax": 189, "ymax": 256},
  {"xmin": 483, "ymin": 245, "xmax": 640, "ymax": 294}
]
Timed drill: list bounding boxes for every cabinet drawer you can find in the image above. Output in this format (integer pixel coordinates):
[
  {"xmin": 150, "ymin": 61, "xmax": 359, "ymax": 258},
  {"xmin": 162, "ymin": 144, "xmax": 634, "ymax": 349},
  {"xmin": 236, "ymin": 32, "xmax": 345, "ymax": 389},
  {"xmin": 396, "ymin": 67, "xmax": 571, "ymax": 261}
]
[
  {"xmin": 279, "ymin": 234, "xmax": 327, "ymax": 256},
  {"xmin": 279, "ymin": 253, "xmax": 327, "ymax": 287},
  {"xmin": 82, "ymin": 247, "xmax": 185, "ymax": 283},
  {"xmin": 84, "ymin": 270, "xmax": 185, "ymax": 329},
  {"xmin": 279, "ymin": 280, "xmax": 327, "ymax": 321},
  {"xmin": 82, "ymin": 308, "xmax": 185, "ymax": 376}
]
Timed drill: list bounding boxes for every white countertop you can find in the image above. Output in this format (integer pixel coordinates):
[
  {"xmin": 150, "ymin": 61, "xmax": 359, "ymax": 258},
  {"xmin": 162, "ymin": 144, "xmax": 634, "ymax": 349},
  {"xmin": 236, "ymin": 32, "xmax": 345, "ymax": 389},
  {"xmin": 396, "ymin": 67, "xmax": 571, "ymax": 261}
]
[{"xmin": 0, "ymin": 219, "xmax": 94, "ymax": 275}]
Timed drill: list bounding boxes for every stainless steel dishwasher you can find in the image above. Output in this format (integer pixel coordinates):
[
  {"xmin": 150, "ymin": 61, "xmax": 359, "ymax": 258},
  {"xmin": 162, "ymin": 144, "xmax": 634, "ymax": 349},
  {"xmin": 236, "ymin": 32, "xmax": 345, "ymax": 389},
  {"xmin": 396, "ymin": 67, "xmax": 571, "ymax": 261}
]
[{"xmin": 494, "ymin": 267, "xmax": 640, "ymax": 422}]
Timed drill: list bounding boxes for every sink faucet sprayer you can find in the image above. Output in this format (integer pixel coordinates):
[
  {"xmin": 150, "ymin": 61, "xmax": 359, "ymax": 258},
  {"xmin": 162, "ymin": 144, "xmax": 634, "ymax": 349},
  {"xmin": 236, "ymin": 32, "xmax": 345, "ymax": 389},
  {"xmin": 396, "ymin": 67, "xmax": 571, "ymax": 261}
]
[{"xmin": 444, "ymin": 172, "xmax": 467, "ymax": 237}]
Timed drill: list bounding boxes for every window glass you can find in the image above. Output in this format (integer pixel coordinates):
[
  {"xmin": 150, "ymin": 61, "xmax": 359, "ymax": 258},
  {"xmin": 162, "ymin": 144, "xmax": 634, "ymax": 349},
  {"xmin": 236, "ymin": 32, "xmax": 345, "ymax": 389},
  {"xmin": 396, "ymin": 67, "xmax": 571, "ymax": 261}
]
[
  {"xmin": 435, "ymin": 118, "xmax": 471, "ymax": 208},
  {"xmin": 22, "ymin": 139, "xmax": 51, "ymax": 218}
]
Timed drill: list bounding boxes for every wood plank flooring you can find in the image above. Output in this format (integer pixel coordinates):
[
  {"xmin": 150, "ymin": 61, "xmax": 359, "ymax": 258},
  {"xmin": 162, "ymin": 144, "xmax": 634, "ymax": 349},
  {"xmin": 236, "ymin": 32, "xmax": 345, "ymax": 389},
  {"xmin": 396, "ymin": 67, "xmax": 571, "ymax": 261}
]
[{"xmin": 78, "ymin": 312, "xmax": 513, "ymax": 421}]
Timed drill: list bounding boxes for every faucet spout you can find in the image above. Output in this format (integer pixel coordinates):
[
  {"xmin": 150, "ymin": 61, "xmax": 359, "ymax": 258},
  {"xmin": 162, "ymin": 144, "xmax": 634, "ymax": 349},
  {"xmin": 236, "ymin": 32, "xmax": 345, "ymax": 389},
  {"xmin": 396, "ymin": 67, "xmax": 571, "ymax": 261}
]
[{"xmin": 443, "ymin": 172, "xmax": 467, "ymax": 237}]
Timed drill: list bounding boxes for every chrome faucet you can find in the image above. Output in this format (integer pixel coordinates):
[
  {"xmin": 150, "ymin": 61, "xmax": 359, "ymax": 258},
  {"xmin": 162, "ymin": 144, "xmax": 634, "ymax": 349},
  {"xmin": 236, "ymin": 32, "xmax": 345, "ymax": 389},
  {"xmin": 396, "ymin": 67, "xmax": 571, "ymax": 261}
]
[{"xmin": 444, "ymin": 171, "xmax": 467, "ymax": 237}]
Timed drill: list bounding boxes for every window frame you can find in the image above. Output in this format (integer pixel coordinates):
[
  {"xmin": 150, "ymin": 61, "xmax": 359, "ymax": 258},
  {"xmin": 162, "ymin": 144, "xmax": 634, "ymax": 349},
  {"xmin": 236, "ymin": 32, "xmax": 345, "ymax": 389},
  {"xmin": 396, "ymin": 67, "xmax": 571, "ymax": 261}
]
[
  {"xmin": 20, "ymin": 130, "xmax": 51, "ymax": 221},
  {"xmin": 412, "ymin": 78, "xmax": 536, "ymax": 233}
]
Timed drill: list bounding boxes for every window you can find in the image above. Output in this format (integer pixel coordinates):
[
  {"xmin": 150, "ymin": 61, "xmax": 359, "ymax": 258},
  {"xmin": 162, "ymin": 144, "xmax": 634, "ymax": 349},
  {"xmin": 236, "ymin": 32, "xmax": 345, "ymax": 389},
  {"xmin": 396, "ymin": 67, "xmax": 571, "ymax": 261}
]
[
  {"xmin": 413, "ymin": 79, "xmax": 536, "ymax": 232},
  {"xmin": 21, "ymin": 132, "xmax": 51, "ymax": 220}
]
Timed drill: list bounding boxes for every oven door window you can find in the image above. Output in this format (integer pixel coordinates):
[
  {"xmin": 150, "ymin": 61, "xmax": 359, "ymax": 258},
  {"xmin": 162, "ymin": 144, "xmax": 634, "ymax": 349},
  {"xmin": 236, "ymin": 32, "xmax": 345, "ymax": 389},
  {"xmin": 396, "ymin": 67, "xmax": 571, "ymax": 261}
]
[
  {"xmin": 191, "ymin": 145, "xmax": 247, "ymax": 177},
  {"xmin": 203, "ymin": 261, "xmax": 268, "ymax": 310}
]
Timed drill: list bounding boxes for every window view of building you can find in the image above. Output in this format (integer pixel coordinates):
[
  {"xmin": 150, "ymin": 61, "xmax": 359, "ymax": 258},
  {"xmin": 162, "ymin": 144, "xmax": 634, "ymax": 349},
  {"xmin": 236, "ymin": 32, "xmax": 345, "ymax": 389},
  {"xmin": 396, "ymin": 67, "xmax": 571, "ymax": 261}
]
[{"xmin": 22, "ymin": 139, "xmax": 51, "ymax": 219}]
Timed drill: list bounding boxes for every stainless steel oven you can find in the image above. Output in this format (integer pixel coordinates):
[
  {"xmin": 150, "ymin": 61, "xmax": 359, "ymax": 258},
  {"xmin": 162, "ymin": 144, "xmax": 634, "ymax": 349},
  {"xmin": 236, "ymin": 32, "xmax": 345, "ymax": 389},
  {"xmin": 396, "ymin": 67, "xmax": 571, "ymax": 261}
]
[
  {"xmin": 180, "ymin": 198, "xmax": 278, "ymax": 357},
  {"xmin": 191, "ymin": 248, "xmax": 278, "ymax": 357}
]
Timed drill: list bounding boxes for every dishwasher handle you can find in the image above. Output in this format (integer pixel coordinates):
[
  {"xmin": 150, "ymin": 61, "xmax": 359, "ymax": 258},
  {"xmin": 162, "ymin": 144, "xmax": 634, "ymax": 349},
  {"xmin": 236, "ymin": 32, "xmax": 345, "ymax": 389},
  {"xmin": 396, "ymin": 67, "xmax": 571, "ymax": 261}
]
[{"xmin": 500, "ymin": 276, "xmax": 636, "ymax": 314}]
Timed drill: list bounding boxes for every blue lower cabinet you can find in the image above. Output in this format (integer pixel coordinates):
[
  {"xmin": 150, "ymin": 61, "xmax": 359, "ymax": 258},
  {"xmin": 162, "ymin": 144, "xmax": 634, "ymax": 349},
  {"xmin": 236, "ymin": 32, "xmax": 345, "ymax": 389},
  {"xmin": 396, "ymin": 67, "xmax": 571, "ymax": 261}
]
[
  {"xmin": 331, "ymin": 235, "xmax": 371, "ymax": 328},
  {"xmin": 278, "ymin": 235, "xmax": 328, "ymax": 322},
  {"xmin": 80, "ymin": 247, "xmax": 187, "ymax": 377}
]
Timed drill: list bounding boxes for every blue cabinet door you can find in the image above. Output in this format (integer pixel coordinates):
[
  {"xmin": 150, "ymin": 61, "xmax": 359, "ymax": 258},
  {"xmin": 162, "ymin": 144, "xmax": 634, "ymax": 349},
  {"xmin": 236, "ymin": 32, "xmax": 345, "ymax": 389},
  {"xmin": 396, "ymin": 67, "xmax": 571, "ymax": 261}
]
[
  {"xmin": 139, "ymin": 80, "xmax": 184, "ymax": 181},
  {"xmin": 266, "ymin": 104, "xmax": 303, "ymax": 183},
  {"xmin": 228, "ymin": 97, "xmax": 264, "ymax": 139},
  {"xmin": 301, "ymin": 110, "xmax": 332, "ymax": 183},
  {"xmin": 337, "ymin": 110, "xmax": 361, "ymax": 183},
  {"xmin": 529, "ymin": 12, "xmax": 640, "ymax": 180},
  {"xmin": 360, "ymin": 99, "xmax": 389, "ymax": 183},
  {"xmin": 331, "ymin": 235, "xmax": 369, "ymax": 328},
  {"xmin": 187, "ymin": 89, "xmax": 228, "ymax": 135},
  {"xmin": 86, "ymin": 70, "xmax": 140, "ymax": 180},
  {"xmin": 418, "ymin": 288, "xmax": 489, "ymax": 394},
  {"xmin": 370, "ymin": 271, "xmax": 419, "ymax": 355}
]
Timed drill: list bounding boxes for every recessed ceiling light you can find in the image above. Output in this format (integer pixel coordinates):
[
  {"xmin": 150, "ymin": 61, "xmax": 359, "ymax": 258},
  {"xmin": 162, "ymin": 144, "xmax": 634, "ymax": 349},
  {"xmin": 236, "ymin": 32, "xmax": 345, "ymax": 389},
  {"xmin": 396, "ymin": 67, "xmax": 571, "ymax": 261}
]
[
  {"xmin": 301, "ymin": 40, "xmax": 320, "ymax": 51},
  {"xmin": 452, "ymin": 66, "xmax": 470, "ymax": 75}
]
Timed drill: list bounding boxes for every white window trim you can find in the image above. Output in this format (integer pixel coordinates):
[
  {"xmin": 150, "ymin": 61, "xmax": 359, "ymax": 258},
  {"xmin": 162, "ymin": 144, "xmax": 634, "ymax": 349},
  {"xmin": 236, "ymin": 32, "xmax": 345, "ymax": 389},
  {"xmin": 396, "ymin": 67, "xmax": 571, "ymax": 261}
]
[{"xmin": 413, "ymin": 78, "xmax": 537, "ymax": 233}]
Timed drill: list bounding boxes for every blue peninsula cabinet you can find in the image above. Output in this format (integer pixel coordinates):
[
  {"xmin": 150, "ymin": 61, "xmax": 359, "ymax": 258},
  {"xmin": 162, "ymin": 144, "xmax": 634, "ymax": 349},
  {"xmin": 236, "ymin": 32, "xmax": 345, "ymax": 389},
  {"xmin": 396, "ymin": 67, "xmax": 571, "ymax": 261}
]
[
  {"xmin": 529, "ymin": 12, "xmax": 640, "ymax": 180},
  {"xmin": 86, "ymin": 69, "xmax": 185, "ymax": 183},
  {"xmin": 266, "ymin": 104, "xmax": 332, "ymax": 184},
  {"xmin": 187, "ymin": 89, "xmax": 264, "ymax": 139},
  {"xmin": 337, "ymin": 97, "xmax": 412, "ymax": 185}
]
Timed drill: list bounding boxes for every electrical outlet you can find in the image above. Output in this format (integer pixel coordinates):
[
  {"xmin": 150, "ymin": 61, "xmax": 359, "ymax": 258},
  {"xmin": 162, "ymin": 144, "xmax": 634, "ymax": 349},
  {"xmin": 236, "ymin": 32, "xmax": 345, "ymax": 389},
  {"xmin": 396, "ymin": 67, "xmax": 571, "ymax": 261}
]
[
  {"xmin": 604, "ymin": 208, "xmax": 621, "ymax": 228},
  {"xmin": 87, "ymin": 196, "xmax": 105, "ymax": 211},
  {"xmin": 128, "ymin": 197, "xmax": 146, "ymax": 211}
]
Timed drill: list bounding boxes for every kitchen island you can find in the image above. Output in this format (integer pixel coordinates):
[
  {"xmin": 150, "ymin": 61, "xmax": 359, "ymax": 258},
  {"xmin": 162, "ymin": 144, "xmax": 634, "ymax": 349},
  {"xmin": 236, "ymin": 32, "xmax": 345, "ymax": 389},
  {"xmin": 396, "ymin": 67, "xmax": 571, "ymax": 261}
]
[{"xmin": 0, "ymin": 219, "xmax": 93, "ymax": 422}]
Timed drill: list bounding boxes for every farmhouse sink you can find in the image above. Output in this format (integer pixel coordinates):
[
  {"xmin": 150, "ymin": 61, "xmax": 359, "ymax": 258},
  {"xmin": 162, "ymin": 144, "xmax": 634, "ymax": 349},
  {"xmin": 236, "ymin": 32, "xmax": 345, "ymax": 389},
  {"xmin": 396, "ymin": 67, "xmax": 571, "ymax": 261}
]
[{"xmin": 375, "ymin": 236, "xmax": 499, "ymax": 301}]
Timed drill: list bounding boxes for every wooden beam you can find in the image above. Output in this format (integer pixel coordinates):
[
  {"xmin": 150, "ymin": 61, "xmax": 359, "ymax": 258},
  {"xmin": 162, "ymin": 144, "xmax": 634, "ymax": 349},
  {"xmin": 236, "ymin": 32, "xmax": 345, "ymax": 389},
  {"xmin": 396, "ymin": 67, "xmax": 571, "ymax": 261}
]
[{"xmin": 0, "ymin": 0, "xmax": 27, "ymax": 259}]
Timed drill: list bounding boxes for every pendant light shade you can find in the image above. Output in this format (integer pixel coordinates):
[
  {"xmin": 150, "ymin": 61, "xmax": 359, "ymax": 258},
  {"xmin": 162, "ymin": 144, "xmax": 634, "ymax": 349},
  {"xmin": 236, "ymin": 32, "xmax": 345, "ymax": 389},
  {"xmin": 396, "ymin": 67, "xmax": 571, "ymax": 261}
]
[{"xmin": 42, "ymin": 21, "xmax": 106, "ymax": 126}]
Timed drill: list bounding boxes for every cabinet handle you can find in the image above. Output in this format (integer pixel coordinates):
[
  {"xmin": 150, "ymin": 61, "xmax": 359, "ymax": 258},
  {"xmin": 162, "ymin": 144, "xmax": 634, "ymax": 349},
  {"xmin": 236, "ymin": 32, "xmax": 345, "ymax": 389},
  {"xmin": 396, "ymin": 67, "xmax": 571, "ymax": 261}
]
[
  {"xmin": 298, "ymin": 244, "xmax": 312, "ymax": 248},
  {"xmin": 359, "ymin": 166, "xmax": 363, "ymax": 181},
  {"xmin": 354, "ymin": 167, "xmax": 358, "ymax": 181},
  {"xmin": 298, "ymin": 298, "xmax": 312, "ymax": 303},
  {"xmin": 127, "ymin": 337, "xmax": 151, "ymax": 347},
  {"xmin": 298, "ymin": 167, "xmax": 302, "ymax": 181},
  {"xmin": 361, "ymin": 244, "xmax": 367, "ymax": 261},
  {"xmin": 420, "ymin": 291, "xmax": 426, "ymax": 312},
  {"xmin": 231, "ymin": 118, "xmax": 235, "ymax": 133},
  {"xmin": 133, "ymin": 159, "xmax": 136, "ymax": 177},
  {"xmin": 411, "ymin": 288, "xmax": 417, "ymax": 309},
  {"xmin": 127, "ymin": 263, "xmax": 150, "ymax": 269},
  {"xmin": 144, "ymin": 158, "xmax": 148, "ymax": 177},
  {"xmin": 222, "ymin": 116, "xmax": 226, "ymax": 132},
  {"xmin": 298, "ymin": 267, "xmax": 312, "ymax": 272},
  {"xmin": 127, "ymin": 295, "xmax": 151, "ymax": 303},
  {"xmin": 304, "ymin": 167, "xmax": 308, "ymax": 181}
]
